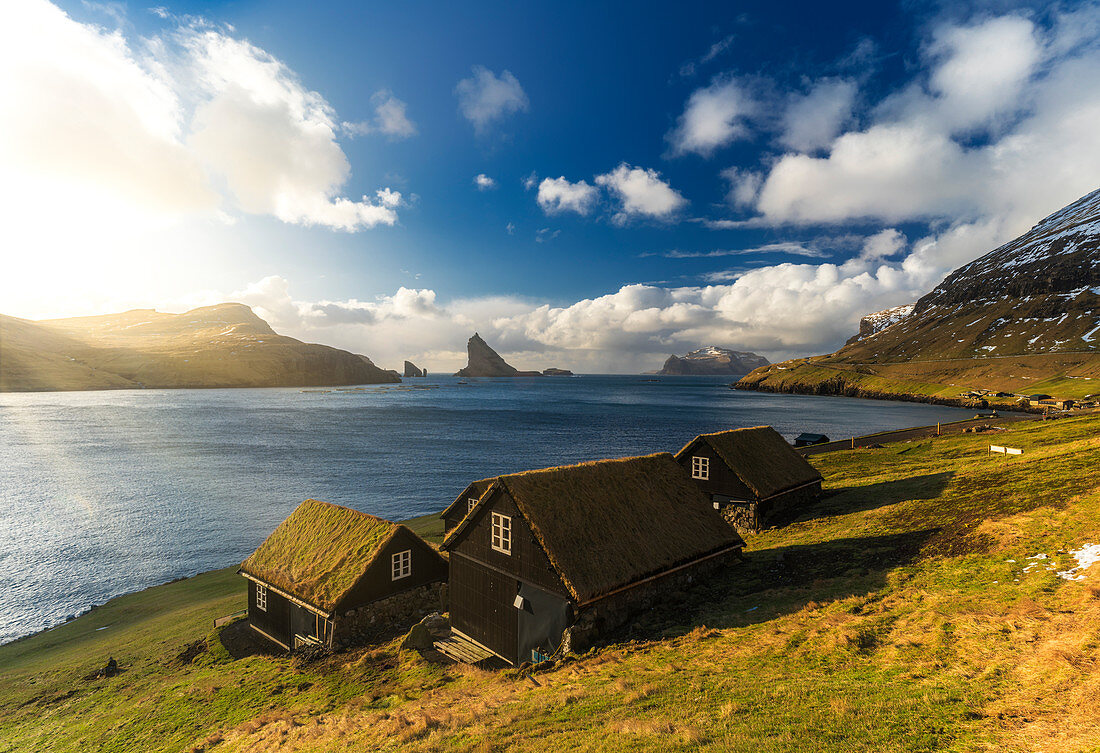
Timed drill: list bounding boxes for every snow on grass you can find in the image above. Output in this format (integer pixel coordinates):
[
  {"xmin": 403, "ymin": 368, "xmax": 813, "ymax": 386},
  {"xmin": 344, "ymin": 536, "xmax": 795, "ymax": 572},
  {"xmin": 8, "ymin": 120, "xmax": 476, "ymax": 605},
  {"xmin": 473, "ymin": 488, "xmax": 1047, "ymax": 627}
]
[{"xmin": 1056, "ymin": 544, "xmax": 1100, "ymax": 581}]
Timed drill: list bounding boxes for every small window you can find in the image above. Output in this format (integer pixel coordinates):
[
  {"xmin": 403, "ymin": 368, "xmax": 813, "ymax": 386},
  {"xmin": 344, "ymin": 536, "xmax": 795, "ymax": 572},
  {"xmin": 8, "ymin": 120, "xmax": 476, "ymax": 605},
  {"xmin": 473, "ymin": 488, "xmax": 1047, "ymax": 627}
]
[
  {"xmin": 491, "ymin": 512, "xmax": 512, "ymax": 555},
  {"xmin": 391, "ymin": 549, "xmax": 411, "ymax": 580},
  {"xmin": 468, "ymin": 497, "xmax": 477, "ymax": 513},
  {"xmin": 692, "ymin": 456, "xmax": 709, "ymax": 480},
  {"xmin": 255, "ymin": 584, "xmax": 267, "ymax": 612}
]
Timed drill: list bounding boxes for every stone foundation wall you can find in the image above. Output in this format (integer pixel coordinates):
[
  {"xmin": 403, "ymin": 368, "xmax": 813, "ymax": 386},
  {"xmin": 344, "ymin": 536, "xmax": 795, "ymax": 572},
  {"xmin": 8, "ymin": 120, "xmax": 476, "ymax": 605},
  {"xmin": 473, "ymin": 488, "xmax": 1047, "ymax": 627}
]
[
  {"xmin": 562, "ymin": 549, "xmax": 740, "ymax": 654},
  {"xmin": 720, "ymin": 502, "xmax": 759, "ymax": 532},
  {"xmin": 332, "ymin": 582, "xmax": 447, "ymax": 649}
]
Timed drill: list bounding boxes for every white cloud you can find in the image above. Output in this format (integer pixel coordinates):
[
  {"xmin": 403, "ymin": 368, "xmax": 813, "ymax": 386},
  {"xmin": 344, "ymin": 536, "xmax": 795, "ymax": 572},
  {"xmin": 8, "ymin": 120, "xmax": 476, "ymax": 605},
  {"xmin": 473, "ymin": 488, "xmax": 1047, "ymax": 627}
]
[
  {"xmin": 859, "ymin": 228, "xmax": 906, "ymax": 260},
  {"xmin": 474, "ymin": 173, "xmax": 497, "ymax": 191},
  {"xmin": 454, "ymin": 65, "xmax": 528, "ymax": 132},
  {"xmin": 0, "ymin": 1, "xmax": 403, "ymax": 235},
  {"xmin": 594, "ymin": 163, "xmax": 687, "ymax": 223},
  {"xmin": 667, "ymin": 79, "xmax": 752, "ymax": 157},
  {"xmin": 925, "ymin": 15, "xmax": 1041, "ymax": 133},
  {"xmin": 779, "ymin": 78, "xmax": 857, "ymax": 152},
  {"xmin": 747, "ymin": 9, "xmax": 1100, "ymax": 242},
  {"xmin": 343, "ymin": 90, "xmax": 417, "ymax": 139},
  {"xmin": 536, "ymin": 176, "xmax": 598, "ymax": 215},
  {"xmin": 720, "ymin": 167, "xmax": 762, "ymax": 208}
]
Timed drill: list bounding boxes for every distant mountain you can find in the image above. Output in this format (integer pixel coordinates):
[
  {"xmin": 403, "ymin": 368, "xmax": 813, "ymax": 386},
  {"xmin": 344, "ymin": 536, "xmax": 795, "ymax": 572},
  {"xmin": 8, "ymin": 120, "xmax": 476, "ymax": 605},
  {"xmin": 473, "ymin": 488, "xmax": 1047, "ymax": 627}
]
[
  {"xmin": 656, "ymin": 346, "xmax": 769, "ymax": 376},
  {"xmin": 0, "ymin": 303, "xmax": 400, "ymax": 392},
  {"xmin": 738, "ymin": 187, "xmax": 1100, "ymax": 403}
]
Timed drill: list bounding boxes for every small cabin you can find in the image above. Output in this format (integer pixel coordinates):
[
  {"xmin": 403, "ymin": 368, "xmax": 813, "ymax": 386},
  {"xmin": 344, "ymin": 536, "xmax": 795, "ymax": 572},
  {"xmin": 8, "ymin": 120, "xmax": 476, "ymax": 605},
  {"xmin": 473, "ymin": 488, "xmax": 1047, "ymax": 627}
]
[
  {"xmin": 675, "ymin": 426, "xmax": 823, "ymax": 532},
  {"xmin": 793, "ymin": 432, "xmax": 830, "ymax": 447},
  {"xmin": 442, "ymin": 453, "xmax": 743, "ymax": 665},
  {"xmin": 240, "ymin": 500, "xmax": 448, "ymax": 651},
  {"xmin": 440, "ymin": 478, "xmax": 493, "ymax": 533}
]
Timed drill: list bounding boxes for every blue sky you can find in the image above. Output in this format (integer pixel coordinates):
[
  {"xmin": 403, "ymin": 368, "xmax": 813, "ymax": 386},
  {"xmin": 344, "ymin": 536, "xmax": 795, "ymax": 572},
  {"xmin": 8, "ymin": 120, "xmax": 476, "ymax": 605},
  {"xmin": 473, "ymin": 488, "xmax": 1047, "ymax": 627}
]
[{"xmin": 4, "ymin": 0, "xmax": 1100, "ymax": 371}]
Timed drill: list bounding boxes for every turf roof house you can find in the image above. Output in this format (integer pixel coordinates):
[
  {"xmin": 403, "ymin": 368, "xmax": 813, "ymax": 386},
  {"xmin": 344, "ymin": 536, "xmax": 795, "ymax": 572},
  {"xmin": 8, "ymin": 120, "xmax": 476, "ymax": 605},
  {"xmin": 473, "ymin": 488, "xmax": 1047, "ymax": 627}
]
[
  {"xmin": 441, "ymin": 453, "xmax": 744, "ymax": 665},
  {"xmin": 675, "ymin": 426, "xmax": 823, "ymax": 532},
  {"xmin": 240, "ymin": 500, "xmax": 448, "ymax": 651},
  {"xmin": 441, "ymin": 478, "xmax": 493, "ymax": 534}
]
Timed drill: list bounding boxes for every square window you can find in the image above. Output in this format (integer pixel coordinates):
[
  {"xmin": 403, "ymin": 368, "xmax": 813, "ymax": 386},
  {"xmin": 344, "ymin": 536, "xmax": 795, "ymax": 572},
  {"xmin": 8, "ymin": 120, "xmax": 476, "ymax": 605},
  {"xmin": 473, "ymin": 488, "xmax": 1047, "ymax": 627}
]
[
  {"xmin": 491, "ymin": 512, "xmax": 512, "ymax": 555},
  {"xmin": 391, "ymin": 549, "xmax": 411, "ymax": 580},
  {"xmin": 468, "ymin": 497, "xmax": 477, "ymax": 513},
  {"xmin": 692, "ymin": 456, "xmax": 709, "ymax": 480},
  {"xmin": 255, "ymin": 584, "xmax": 267, "ymax": 612}
]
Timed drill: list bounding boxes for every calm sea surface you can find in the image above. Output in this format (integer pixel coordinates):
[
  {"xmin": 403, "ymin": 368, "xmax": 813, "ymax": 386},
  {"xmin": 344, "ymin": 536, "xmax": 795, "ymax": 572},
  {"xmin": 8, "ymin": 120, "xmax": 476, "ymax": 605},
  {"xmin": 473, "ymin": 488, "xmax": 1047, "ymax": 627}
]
[{"xmin": 0, "ymin": 375, "xmax": 975, "ymax": 645}]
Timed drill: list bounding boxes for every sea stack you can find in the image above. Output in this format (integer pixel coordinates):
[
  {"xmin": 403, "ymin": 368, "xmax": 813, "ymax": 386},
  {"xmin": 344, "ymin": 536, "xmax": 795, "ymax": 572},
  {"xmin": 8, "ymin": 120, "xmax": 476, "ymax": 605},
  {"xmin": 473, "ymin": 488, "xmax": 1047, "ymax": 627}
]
[
  {"xmin": 403, "ymin": 360, "xmax": 425, "ymax": 377},
  {"xmin": 454, "ymin": 333, "xmax": 520, "ymax": 377}
]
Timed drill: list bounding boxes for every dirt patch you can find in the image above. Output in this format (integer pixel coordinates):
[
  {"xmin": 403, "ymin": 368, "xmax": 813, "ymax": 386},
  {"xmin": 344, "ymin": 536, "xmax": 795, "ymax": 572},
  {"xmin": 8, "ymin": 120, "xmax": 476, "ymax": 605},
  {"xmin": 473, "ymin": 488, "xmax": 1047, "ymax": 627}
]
[{"xmin": 173, "ymin": 640, "xmax": 207, "ymax": 667}]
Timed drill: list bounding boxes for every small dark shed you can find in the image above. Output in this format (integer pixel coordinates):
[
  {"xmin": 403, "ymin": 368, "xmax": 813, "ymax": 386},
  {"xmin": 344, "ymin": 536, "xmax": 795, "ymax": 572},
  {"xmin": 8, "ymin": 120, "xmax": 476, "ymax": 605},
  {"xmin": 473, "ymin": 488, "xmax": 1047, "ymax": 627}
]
[
  {"xmin": 675, "ymin": 426, "xmax": 823, "ymax": 532},
  {"xmin": 240, "ymin": 500, "xmax": 448, "ymax": 651},
  {"xmin": 440, "ymin": 478, "xmax": 493, "ymax": 533},
  {"xmin": 793, "ymin": 432, "xmax": 830, "ymax": 447},
  {"xmin": 442, "ymin": 453, "xmax": 743, "ymax": 665}
]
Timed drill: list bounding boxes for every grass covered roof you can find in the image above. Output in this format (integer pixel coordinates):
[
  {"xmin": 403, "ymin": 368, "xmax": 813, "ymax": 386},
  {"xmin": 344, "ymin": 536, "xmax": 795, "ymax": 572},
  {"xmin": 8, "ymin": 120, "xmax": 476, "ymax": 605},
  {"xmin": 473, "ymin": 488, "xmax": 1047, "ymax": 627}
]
[
  {"xmin": 451, "ymin": 453, "xmax": 743, "ymax": 604},
  {"xmin": 677, "ymin": 426, "xmax": 823, "ymax": 499},
  {"xmin": 240, "ymin": 499, "xmax": 400, "ymax": 613}
]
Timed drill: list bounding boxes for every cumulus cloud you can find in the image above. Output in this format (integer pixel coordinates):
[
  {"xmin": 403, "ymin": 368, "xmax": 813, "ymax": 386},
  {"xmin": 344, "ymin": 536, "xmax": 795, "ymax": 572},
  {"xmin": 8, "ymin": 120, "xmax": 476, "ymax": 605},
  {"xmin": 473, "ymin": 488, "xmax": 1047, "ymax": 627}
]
[
  {"xmin": 778, "ymin": 78, "xmax": 857, "ymax": 152},
  {"xmin": 474, "ymin": 173, "xmax": 497, "ymax": 191},
  {"xmin": 343, "ymin": 90, "xmax": 417, "ymax": 139},
  {"xmin": 594, "ymin": 164, "xmax": 687, "ymax": 223},
  {"xmin": 859, "ymin": 228, "xmax": 906, "ymax": 260},
  {"xmin": 747, "ymin": 11, "xmax": 1100, "ymax": 235},
  {"xmin": 0, "ymin": 1, "xmax": 403, "ymax": 233},
  {"xmin": 536, "ymin": 176, "xmax": 598, "ymax": 215},
  {"xmin": 667, "ymin": 78, "xmax": 753, "ymax": 157},
  {"xmin": 455, "ymin": 66, "xmax": 528, "ymax": 132},
  {"xmin": 720, "ymin": 167, "xmax": 762, "ymax": 208}
]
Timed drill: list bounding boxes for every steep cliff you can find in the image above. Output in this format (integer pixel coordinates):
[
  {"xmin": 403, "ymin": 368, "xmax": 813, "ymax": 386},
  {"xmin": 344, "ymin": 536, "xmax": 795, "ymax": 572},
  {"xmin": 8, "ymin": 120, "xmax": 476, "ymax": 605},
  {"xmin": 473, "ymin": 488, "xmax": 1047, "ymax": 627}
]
[
  {"xmin": 403, "ymin": 361, "xmax": 425, "ymax": 377},
  {"xmin": 738, "ymin": 186, "xmax": 1100, "ymax": 402},
  {"xmin": 454, "ymin": 333, "xmax": 521, "ymax": 377}
]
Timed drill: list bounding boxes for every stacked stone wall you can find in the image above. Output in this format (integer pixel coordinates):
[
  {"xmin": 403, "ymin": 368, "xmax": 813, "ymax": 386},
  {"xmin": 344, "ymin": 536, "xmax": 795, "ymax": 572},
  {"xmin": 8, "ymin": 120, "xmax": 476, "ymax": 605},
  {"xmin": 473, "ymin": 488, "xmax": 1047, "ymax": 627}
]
[
  {"xmin": 562, "ymin": 549, "xmax": 740, "ymax": 654},
  {"xmin": 332, "ymin": 582, "xmax": 447, "ymax": 648}
]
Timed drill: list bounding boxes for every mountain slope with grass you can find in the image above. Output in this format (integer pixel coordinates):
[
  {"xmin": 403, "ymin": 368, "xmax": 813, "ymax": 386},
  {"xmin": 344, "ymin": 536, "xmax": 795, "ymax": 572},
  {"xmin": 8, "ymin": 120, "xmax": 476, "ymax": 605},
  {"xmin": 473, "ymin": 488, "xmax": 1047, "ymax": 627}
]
[
  {"xmin": 0, "ymin": 304, "xmax": 399, "ymax": 392},
  {"xmin": 3, "ymin": 416, "xmax": 1100, "ymax": 751},
  {"xmin": 739, "ymin": 187, "xmax": 1100, "ymax": 403}
]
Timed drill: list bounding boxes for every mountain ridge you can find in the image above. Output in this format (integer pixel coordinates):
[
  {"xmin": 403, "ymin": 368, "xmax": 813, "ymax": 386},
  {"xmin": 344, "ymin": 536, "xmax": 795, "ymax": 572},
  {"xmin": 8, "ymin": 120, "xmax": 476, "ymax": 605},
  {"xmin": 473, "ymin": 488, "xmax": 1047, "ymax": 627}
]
[
  {"xmin": 737, "ymin": 186, "xmax": 1100, "ymax": 403},
  {"xmin": 0, "ymin": 303, "xmax": 399, "ymax": 392}
]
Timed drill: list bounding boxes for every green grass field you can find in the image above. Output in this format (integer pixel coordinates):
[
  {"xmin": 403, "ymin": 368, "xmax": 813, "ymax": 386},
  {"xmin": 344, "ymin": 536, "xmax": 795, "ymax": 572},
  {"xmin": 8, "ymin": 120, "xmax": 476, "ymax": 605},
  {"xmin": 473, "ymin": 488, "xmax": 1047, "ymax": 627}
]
[{"xmin": 3, "ymin": 415, "xmax": 1100, "ymax": 752}]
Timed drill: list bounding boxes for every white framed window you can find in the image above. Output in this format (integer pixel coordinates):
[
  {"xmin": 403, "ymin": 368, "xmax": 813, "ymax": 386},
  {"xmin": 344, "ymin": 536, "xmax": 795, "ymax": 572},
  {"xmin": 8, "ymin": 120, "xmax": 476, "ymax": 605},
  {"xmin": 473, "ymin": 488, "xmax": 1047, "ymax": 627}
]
[
  {"xmin": 491, "ymin": 512, "xmax": 512, "ymax": 555},
  {"xmin": 391, "ymin": 549, "xmax": 412, "ymax": 580},
  {"xmin": 692, "ymin": 456, "xmax": 709, "ymax": 480},
  {"xmin": 255, "ymin": 583, "xmax": 267, "ymax": 612},
  {"xmin": 468, "ymin": 497, "xmax": 478, "ymax": 513}
]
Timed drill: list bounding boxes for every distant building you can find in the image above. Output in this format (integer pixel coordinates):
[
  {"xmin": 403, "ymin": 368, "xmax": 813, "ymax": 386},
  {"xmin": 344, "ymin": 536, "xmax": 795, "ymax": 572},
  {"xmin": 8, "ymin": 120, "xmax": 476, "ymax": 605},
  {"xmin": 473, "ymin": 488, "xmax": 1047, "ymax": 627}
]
[
  {"xmin": 1032, "ymin": 398, "xmax": 1075, "ymax": 410},
  {"xmin": 440, "ymin": 478, "xmax": 493, "ymax": 534},
  {"xmin": 793, "ymin": 432, "xmax": 830, "ymax": 447},
  {"xmin": 675, "ymin": 426, "xmax": 823, "ymax": 532},
  {"xmin": 240, "ymin": 500, "xmax": 447, "ymax": 651},
  {"xmin": 441, "ymin": 454, "xmax": 743, "ymax": 665}
]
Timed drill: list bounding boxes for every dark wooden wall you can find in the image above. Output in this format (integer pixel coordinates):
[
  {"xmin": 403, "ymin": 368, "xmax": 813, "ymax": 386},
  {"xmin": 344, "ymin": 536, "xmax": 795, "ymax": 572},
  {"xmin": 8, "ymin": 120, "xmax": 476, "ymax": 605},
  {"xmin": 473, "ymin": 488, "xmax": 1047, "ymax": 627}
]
[
  {"xmin": 248, "ymin": 579, "xmax": 290, "ymax": 648},
  {"xmin": 449, "ymin": 488, "xmax": 568, "ymax": 598},
  {"xmin": 677, "ymin": 440, "xmax": 756, "ymax": 502},
  {"xmin": 335, "ymin": 527, "xmax": 448, "ymax": 613},
  {"xmin": 450, "ymin": 553, "xmax": 517, "ymax": 662}
]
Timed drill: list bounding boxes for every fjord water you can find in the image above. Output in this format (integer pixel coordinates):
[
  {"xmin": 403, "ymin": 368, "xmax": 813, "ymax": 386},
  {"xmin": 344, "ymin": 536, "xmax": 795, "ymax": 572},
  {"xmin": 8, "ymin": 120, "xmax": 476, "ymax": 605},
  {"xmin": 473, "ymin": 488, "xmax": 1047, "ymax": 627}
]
[{"xmin": 0, "ymin": 376, "xmax": 975, "ymax": 645}]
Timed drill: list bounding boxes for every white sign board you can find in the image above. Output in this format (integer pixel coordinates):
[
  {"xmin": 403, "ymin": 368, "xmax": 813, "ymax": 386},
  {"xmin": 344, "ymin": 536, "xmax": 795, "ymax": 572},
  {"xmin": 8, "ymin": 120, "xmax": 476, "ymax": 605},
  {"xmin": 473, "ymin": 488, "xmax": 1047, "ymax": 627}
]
[
  {"xmin": 990, "ymin": 445, "xmax": 1006, "ymax": 454},
  {"xmin": 1006, "ymin": 447, "xmax": 1023, "ymax": 455}
]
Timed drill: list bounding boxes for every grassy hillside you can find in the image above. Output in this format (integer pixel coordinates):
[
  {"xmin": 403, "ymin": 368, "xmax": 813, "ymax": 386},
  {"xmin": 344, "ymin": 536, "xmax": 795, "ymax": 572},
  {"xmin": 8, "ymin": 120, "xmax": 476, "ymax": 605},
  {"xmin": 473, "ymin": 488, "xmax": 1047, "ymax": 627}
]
[
  {"xmin": 737, "ymin": 352, "xmax": 1100, "ymax": 406},
  {"xmin": 3, "ymin": 418, "xmax": 1100, "ymax": 751}
]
